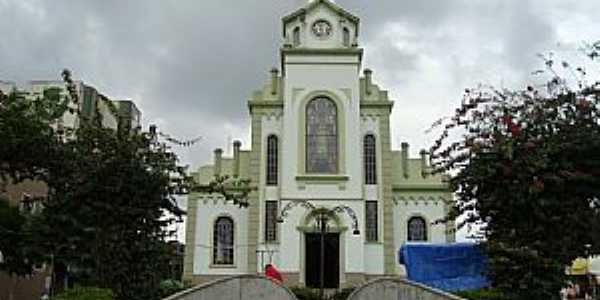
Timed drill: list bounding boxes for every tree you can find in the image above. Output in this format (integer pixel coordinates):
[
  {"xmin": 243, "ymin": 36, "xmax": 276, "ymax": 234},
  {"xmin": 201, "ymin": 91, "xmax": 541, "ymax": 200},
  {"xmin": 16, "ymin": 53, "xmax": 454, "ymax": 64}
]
[
  {"xmin": 0, "ymin": 85, "xmax": 67, "ymax": 300},
  {"xmin": 0, "ymin": 196, "xmax": 47, "ymax": 300},
  {"xmin": 1, "ymin": 70, "xmax": 192, "ymax": 300},
  {"xmin": 0, "ymin": 196, "xmax": 30, "ymax": 274},
  {"xmin": 430, "ymin": 42, "xmax": 600, "ymax": 299},
  {"xmin": 28, "ymin": 71, "xmax": 190, "ymax": 300},
  {"xmin": 0, "ymin": 87, "xmax": 67, "ymax": 184}
]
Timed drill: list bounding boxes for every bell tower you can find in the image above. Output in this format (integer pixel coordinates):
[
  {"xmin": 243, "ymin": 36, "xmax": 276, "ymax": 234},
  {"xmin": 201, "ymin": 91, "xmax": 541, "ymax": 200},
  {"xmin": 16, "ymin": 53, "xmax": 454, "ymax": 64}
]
[
  {"xmin": 281, "ymin": 0, "xmax": 360, "ymax": 50},
  {"xmin": 278, "ymin": 0, "xmax": 364, "ymax": 200}
]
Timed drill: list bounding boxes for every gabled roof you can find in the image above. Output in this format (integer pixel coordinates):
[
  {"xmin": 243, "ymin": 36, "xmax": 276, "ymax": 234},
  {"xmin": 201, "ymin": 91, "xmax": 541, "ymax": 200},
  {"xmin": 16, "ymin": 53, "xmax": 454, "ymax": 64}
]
[{"xmin": 282, "ymin": 0, "xmax": 360, "ymax": 37}]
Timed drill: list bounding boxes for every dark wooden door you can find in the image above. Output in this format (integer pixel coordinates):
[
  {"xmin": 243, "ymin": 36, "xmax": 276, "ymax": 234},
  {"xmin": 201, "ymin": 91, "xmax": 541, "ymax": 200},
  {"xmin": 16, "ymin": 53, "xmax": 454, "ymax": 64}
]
[{"xmin": 305, "ymin": 233, "xmax": 339, "ymax": 288}]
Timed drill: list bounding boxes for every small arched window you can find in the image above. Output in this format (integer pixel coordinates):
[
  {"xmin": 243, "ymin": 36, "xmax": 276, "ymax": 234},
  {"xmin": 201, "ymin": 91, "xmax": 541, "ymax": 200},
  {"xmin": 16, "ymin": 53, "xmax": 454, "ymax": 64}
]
[
  {"xmin": 364, "ymin": 134, "xmax": 377, "ymax": 184},
  {"xmin": 343, "ymin": 27, "xmax": 350, "ymax": 47},
  {"xmin": 266, "ymin": 135, "xmax": 278, "ymax": 185},
  {"xmin": 306, "ymin": 97, "xmax": 338, "ymax": 173},
  {"xmin": 293, "ymin": 27, "xmax": 301, "ymax": 47},
  {"xmin": 407, "ymin": 216, "xmax": 427, "ymax": 242},
  {"xmin": 213, "ymin": 216, "xmax": 234, "ymax": 265}
]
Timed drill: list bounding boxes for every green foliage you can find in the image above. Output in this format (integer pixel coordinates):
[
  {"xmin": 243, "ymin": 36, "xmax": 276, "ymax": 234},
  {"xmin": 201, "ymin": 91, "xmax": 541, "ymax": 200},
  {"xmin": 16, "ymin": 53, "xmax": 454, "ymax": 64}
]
[
  {"xmin": 35, "ymin": 119, "xmax": 187, "ymax": 300},
  {"xmin": 0, "ymin": 70, "xmax": 191, "ymax": 300},
  {"xmin": 290, "ymin": 286, "xmax": 320, "ymax": 300},
  {"xmin": 51, "ymin": 287, "xmax": 114, "ymax": 300},
  {"xmin": 456, "ymin": 288, "xmax": 508, "ymax": 300},
  {"xmin": 0, "ymin": 88, "xmax": 66, "ymax": 183},
  {"xmin": 0, "ymin": 197, "xmax": 33, "ymax": 276},
  {"xmin": 328, "ymin": 287, "xmax": 355, "ymax": 300},
  {"xmin": 289, "ymin": 286, "xmax": 355, "ymax": 300},
  {"xmin": 158, "ymin": 279, "xmax": 185, "ymax": 298},
  {"xmin": 430, "ymin": 43, "xmax": 600, "ymax": 299}
]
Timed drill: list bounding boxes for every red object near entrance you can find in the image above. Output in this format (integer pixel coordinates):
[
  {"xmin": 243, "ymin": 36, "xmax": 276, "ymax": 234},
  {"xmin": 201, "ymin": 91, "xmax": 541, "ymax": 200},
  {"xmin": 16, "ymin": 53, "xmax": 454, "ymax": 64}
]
[{"xmin": 265, "ymin": 264, "xmax": 283, "ymax": 284}]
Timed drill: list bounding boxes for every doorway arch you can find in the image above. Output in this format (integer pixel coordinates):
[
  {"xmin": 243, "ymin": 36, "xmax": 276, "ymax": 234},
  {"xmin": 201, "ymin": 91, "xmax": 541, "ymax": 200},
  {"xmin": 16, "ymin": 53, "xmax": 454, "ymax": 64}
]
[{"xmin": 296, "ymin": 207, "xmax": 347, "ymax": 288}]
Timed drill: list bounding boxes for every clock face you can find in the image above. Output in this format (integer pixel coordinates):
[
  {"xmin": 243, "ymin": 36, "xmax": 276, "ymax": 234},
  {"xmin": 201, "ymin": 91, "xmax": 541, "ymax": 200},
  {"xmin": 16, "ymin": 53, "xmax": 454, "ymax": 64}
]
[{"xmin": 312, "ymin": 20, "xmax": 332, "ymax": 39}]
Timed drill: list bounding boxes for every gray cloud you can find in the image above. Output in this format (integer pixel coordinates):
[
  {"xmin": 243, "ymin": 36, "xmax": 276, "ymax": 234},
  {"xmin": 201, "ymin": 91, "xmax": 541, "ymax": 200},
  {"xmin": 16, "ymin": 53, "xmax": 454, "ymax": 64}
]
[{"xmin": 1, "ymin": 0, "xmax": 599, "ymax": 168}]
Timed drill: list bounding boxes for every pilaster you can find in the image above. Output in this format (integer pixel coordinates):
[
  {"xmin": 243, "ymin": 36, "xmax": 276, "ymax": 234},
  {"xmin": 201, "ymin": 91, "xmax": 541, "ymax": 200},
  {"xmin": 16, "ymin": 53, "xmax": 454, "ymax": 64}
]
[
  {"xmin": 247, "ymin": 113, "xmax": 263, "ymax": 273},
  {"xmin": 379, "ymin": 114, "xmax": 395, "ymax": 275},
  {"xmin": 183, "ymin": 195, "xmax": 199, "ymax": 281}
]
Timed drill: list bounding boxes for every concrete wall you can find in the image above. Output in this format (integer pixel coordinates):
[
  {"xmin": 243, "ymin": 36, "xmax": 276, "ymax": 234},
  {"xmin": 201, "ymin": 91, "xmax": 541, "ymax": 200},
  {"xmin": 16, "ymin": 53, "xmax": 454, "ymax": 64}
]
[
  {"xmin": 163, "ymin": 275, "xmax": 297, "ymax": 300},
  {"xmin": 347, "ymin": 278, "xmax": 466, "ymax": 300}
]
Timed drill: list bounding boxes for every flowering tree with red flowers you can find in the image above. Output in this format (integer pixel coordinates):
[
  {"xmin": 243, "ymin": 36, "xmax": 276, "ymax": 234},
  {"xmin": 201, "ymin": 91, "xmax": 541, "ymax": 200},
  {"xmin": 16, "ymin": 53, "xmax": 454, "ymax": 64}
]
[{"xmin": 430, "ymin": 42, "xmax": 600, "ymax": 299}]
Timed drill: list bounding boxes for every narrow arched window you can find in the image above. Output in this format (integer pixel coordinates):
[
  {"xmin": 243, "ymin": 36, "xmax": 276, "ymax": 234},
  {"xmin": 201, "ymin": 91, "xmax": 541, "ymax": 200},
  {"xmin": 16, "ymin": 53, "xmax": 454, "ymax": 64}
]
[
  {"xmin": 343, "ymin": 27, "xmax": 350, "ymax": 47},
  {"xmin": 306, "ymin": 97, "xmax": 338, "ymax": 173},
  {"xmin": 266, "ymin": 135, "xmax": 278, "ymax": 185},
  {"xmin": 364, "ymin": 134, "xmax": 377, "ymax": 184},
  {"xmin": 407, "ymin": 216, "xmax": 427, "ymax": 242},
  {"xmin": 213, "ymin": 216, "xmax": 234, "ymax": 265},
  {"xmin": 293, "ymin": 27, "xmax": 301, "ymax": 47}
]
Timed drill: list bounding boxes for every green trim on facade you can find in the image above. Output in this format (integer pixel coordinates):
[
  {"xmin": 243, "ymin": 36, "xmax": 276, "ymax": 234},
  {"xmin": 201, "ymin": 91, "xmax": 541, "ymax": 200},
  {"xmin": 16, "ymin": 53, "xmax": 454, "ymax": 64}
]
[
  {"xmin": 296, "ymin": 225, "xmax": 348, "ymax": 233},
  {"xmin": 295, "ymin": 174, "xmax": 349, "ymax": 182},
  {"xmin": 285, "ymin": 62, "xmax": 360, "ymax": 66},
  {"xmin": 247, "ymin": 112, "xmax": 263, "ymax": 273},
  {"xmin": 248, "ymin": 101, "xmax": 284, "ymax": 111},
  {"xmin": 378, "ymin": 114, "xmax": 395, "ymax": 275},
  {"xmin": 183, "ymin": 195, "xmax": 199, "ymax": 281},
  {"xmin": 359, "ymin": 102, "xmax": 394, "ymax": 110},
  {"xmin": 281, "ymin": 47, "xmax": 363, "ymax": 57},
  {"xmin": 443, "ymin": 192, "xmax": 456, "ymax": 243},
  {"xmin": 392, "ymin": 184, "xmax": 449, "ymax": 191}
]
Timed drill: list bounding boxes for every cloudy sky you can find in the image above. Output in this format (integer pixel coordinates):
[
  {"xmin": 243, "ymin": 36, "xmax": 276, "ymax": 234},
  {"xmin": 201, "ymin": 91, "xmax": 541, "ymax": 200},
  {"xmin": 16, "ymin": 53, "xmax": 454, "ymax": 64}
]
[{"xmin": 1, "ymin": 0, "xmax": 599, "ymax": 170}]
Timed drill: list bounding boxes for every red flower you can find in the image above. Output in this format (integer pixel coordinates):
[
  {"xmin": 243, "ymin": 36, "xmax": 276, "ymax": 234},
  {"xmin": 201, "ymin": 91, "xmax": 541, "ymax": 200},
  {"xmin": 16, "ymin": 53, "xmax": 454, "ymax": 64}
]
[{"xmin": 501, "ymin": 115, "xmax": 521, "ymax": 136}]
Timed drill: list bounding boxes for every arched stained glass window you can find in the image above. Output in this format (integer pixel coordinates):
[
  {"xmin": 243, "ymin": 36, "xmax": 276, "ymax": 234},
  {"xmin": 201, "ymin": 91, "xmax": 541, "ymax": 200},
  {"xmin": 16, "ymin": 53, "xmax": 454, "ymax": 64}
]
[
  {"xmin": 293, "ymin": 27, "xmax": 301, "ymax": 47},
  {"xmin": 407, "ymin": 216, "xmax": 427, "ymax": 242},
  {"xmin": 306, "ymin": 97, "xmax": 338, "ymax": 173},
  {"xmin": 266, "ymin": 135, "xmax": 278, "ymax": 185},
  {"xmin": 213, "ymin": 216, "xmax": 234, "ymax": 265},
  {"xmin": 364, "ymin": 134, "xmax": 377, "ymax": 184}
]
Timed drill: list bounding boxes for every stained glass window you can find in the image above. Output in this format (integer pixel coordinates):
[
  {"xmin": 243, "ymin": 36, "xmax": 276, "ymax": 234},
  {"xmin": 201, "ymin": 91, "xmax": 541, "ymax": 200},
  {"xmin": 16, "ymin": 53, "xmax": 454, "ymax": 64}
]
[
  {"xmin": 408, "ymin": 216, "xmax": 427, "ymax": 242},
  {"xmin": 366, "ymin": 201, "xmax": 378, "ymax": 242},
  {"xmin": 306, "ymin": 97, "xmax": 338, "ymax": 173},
  {"xmin": 265, "ymin": 201, "xmax": 278, "ymax": 242},
  {"xmin": 266, "ymin": 135, "xmax": 278, "ymax": 185},
  {"xmin": 213, "ymin": 216, "xmax": 234, "ymax": 265},
  {"xmin": 364, "ymin": 134, "xmax": 377, "ymax": 184}
]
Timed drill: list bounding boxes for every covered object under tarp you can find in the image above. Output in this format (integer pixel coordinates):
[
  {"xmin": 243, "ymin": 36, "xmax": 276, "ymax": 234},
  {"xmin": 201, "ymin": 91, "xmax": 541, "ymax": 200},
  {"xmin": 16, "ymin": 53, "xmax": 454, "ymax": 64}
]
[{"xmin": 399, "ymin": 243, "xmax": 489, "ymax": 292}]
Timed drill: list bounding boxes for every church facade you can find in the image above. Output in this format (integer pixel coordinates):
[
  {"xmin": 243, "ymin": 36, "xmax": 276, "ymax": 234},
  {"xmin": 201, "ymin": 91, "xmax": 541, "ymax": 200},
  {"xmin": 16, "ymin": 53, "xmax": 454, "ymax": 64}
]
[{"xmin": 183, "ymin": 0, "xmax": 454, "ymax": 288}]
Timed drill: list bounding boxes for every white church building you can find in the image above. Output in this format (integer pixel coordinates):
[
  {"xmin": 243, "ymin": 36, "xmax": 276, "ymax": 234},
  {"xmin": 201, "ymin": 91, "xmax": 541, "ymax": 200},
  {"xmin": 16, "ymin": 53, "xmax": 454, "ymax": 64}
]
[{"xmin": 183, "ymin": 0, "xmax": 454, "ymax": 288}]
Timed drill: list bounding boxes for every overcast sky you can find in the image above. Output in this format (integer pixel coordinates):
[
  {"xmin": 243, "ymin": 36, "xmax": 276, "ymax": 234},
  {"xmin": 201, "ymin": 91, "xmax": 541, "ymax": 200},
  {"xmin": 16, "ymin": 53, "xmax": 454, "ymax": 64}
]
[{"xmin": 1, "ymin": 0, "xmax": 599, "ymax": 170}]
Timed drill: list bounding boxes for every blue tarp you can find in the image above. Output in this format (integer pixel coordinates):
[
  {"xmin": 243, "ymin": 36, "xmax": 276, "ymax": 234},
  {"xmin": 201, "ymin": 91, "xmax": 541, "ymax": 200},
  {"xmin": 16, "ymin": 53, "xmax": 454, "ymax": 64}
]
[{"xmin": 399, "ymin": 243, "xmax": 490, "ymax": 292}]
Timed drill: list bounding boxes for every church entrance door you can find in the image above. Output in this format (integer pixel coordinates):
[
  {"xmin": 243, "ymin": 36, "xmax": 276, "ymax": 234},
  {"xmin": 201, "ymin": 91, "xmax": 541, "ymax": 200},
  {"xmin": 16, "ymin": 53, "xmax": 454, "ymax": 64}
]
[{"xmin": 305, "ymin": 232, "xmax": 340, "ymax": 288}]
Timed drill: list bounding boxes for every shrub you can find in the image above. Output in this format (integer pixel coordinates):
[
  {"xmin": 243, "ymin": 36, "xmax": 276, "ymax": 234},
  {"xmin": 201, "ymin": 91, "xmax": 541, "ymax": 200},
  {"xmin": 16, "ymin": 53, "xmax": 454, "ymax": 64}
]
[
  {"xmin": 158, "ymin": 279, "xmax": 186, "ymax": 298},
  {"xmin": 289, "ymin": 286, "xmax": 356, "ymax": 300},
  {"xmin": 290, "ymin": 286, "xmax": 320, "ymax": 300},
  {"xmin": 455, "ymin": 288, "xmax": 509, "ymax": 300},
  {"xmin": 329, "ymin": 287, "xmax": 355, "ymax": 300},
  {"xmin": 51, "ymin": 287, "xmax": 114, "ymax": 300}
]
